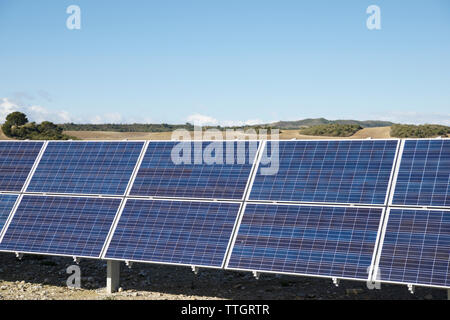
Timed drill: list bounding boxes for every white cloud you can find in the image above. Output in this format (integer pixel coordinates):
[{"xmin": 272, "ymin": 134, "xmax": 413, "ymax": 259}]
[
  {"xmin": 373, "ymin": 111, "xmax": 450, "ymax": 126},
  {"xmin": 0, "ymin": 98, "xmax": 18, "ymax": 120},
  {"xmin": 90, "ymin": 112, "xmax": 123, "ymax": 124},
  {"xmin": 0, "ymin": 98, "xmax": 72, "ymax": 123},
  {"xmin": 27, "ymin": 105, "xmax": 72, "ymax": 123},
  {"xmin": 186, "ymin": 113, "xmax": 264, "ymax": 127},
  {"xmin": 186, "ymin": 114, "xmax": 219, "ymax": 126},
  {"xmin": 0, "ymin": 98, "xmax": 153, "ymax": 124},
  {"xmin": 221, "ymin": 119, "xmax": 264, "ymax": 127}
]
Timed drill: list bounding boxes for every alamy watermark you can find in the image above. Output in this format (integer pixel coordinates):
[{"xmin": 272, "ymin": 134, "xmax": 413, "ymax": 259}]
[
  {"xmin": 170, "ymin": 127, "xmax": 280, "ymax": 175},
  {"xmin": 65, "ymin": 5, "xmax": 382, "ymax": 32},
  {"xmin": 66, "ymin": 5, "xmax": 81, "ymax": 30},
  {"xmin": 367, "ymin": 5, "xmax": 381, "ymax": 30},
  {"xmin": 66, "ymin": 265, "xmax": 81, "ymax": 289}
]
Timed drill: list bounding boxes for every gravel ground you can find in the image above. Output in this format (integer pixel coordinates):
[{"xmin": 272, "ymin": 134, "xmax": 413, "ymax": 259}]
[{"xmin": 0, "ymin": 253, "xmax": 447, "ymax": 300}]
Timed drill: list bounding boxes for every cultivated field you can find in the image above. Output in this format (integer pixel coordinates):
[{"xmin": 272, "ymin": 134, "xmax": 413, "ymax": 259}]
[{"xmin": 63, "ymin": 127, "xmax": 392, "ymax": 140}]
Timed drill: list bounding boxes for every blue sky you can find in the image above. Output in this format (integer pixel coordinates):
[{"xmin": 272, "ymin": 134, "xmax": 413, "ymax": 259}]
[{"xmin": 0, "ymin": 0, "xmax": 449, "ymax": 125}]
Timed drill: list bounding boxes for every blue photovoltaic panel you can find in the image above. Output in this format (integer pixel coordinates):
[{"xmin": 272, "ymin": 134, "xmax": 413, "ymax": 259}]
[
  {"xmin": 378, "ymin": 209, "xmax": 450, "ymax": 288},
  {"xmin": 392, "ymin": 140, "xmax": 450, "ymax": 207},
  {"xmin": 0, "ymin": 141, "xmax": 43, "ymax": 192},
  {"xmin": 105, "ymin": 200, "xmax": 241, "ymax": 267},
  {"xmin": 227, "ymin": 204, "xmax": 383, "ymax": 280},
  {"xmin": 0, "ymin": 196, "xmax": 121, "ymax": 258},
  {"xmin": 26, "ymin": 141, "xmax": 144, "ymax": 195},
  {"xmin": 129, "ymin": 141, "xmax": 258, "ymax": 200},
  {"xmin": 0, "ymin": 194, "xmax": 18, "ymax": 233},
  {"xmin": 249, "ymin": 140, "xmax": 398, "ymax": 205}
]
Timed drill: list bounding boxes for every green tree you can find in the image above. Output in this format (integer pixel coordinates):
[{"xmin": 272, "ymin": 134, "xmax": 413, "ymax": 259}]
[
  {"xmin": 5, "ymin": 111, "xmax": 28, "ymax": 126},
  {"xmin": 1, "ymin": 112, "xmax": 73, "ymax": 140}
]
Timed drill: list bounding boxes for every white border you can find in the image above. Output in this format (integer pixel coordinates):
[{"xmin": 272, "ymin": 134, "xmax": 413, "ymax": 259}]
[
  {"xmin": 387, "ymin": 140, "xmax": 405, "ymax": 206},
  {"xmin": 100, "ymin": 141, "xmax": 149, "ymax": 258}
]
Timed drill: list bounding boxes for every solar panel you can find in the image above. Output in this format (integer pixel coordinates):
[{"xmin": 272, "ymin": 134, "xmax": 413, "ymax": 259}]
[
  {"xmin": 0, "ymin": 194, "xmax": 18, "ymax": 233},
  {"xmin": 129, "ymin": 141, "xmax": 258, "ymax": 200},
  {"xmin": 0, "ymin": 195, "xmax": 121, "ymax": 258},
  {"xmin": 26, "ymin": 141, "xmax": 144, "ymax": 196},
  {"xmin": 105, "ymin": 199, "xmax": 241, "ymax": 267},
  {"xmin": 249, "ymin": 140, "xmax": 398, "ymax": 205},
  {"xmin": 226, "ymin": 204, "xmax": 383, "ymax": 280},
  {"xmin": 376, "ymin": 209, "xmax": 450, "ymax": 288},
  {"xmin": 392, "ymin": 139, "xmax": 450, "ymax": 207},
  {"xmin": 0, "ymin": 141, "xmax": 43, "ymax": 192}
]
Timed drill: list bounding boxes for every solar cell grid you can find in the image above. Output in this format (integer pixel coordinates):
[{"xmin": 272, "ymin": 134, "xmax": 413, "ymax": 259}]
[
  {"xmin": 26, "ymin": 141, "xmax": 144, "ymax": 196},
  {"xmin": 392, "ymin": 139, "xmax": 450, "ymax": 207},
  {"xmin": 227, "ymin": 204, "xmax": 383, "ymax": 280},
  {"xmin": 105, "ymin": 199, "xmax": 241, "ymax": 267},
  {"xmin": 249, "ymin": 140, "xmax": 398, "ymax": 205},
  {"xmin": 129, "ymin": 141, "xmax": 258, "ymax": 200},
  {"xmin": 0, "ymin": 195, "xmax": 121, "ymax": 258},
  {"xmin": 377, "ymin": 209, "xmax": 450, "ymax": 288},
  {"xmin": 0, "ymin": 194, "xmax": 18, "ymax": 233},
  {"xmin": 0, "ymin": 142, "xmax": 43, "ymax": 192}
]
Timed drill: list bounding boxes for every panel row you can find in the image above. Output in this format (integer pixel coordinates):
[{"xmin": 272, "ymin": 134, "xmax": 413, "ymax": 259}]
[
  {"xmin": 0, "ymin": 195, "xmax": 241, "ymax": 267},
  {"xmin": 0, "ymin": 139, "xmax": 448, "ymax": 290},
  {"xmin": 0, "ymin": 194, "xmax": 448, "ymax": 288},
  {"xmin": 0, "ymin": 140, "xmax": 448, "ymax": 207},
  {"xmin": 0, "ymin": 141, "xmax": 258, "ymax": 200}
]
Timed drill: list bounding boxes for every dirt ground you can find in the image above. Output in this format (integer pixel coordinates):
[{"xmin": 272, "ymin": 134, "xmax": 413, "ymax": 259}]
[
  {"xmin": 0, "ymin": 253, "xmax": 446, "ymax": 300},
  {"xmin": 63, "ymin": 127, "xmax": 392, "ymax": 141}
]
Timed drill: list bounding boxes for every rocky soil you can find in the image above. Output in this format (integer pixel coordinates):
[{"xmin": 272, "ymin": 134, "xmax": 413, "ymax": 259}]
[{"xmin": 0, "ymin": 253, "xmax": 446, "ymax": 300}]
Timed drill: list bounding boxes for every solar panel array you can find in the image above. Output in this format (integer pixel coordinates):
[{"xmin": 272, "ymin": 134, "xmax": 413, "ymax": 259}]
[
  {"xmin": 376, "ymin": 209, "xmax": 449, "ymax": 288},
  {"xmin": 27, "ymin": 141, "xmax": 144, "ymax": 195},
  {"xmin": 227, "ymin": 204, "xmax": 383, "ymax": 280},
  {"xmin": 0, "ymin": 139, "xmax": 448, "ymax": 290},
  {"xmin": 105, "ymin": 200, "xmax": 241, "ymax": 267},
  {"xmin": 130, "ymin": 141, "xmax": 258, "ymax": 200},
  {"xmin": 249, "ymin": 140, "xmax": 398, "ymax": 205},
  {"xmin": 0, "ymin": 141, "xmax": 43, "ymax": 192},
  {"xmin": 376, "ymin": 139, "xmax": 450, "ymax": 289},
  {"xmin": 392, "ymin": 139, "xmax": 450, "ymax": 207},
  {"xmin": 0, "ymin": 195, "xmax": 121, "ymax": 258}
]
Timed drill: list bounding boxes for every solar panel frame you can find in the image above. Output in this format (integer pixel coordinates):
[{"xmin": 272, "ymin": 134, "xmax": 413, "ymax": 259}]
[
  {"xmin": 247, "ymin": 139, "xmax": 400, "ymax": 206},
  {"xmin": 371, "ymin": 207, "xmax": 450, "ymax": 289},
  {"xmin": 128, "ymin": 140, "xmax": 261, "ymax": 201},
  {"xmin": 225, "ymin": 202, "xmax": 386, "ymax": 283},
  {"xmin": 103, "ymin": 198, "xmax": 244, "ymax": 269},
  {"xmin": 0, "ymin": 194, "xmax": 19, "ymax": 237},
  {"xmin": 0, "ymin": 194, "xmax": 123, "ymax": 259},
  {"xmin": 98, "ymin": 141, "xmax": 150, "ymax": 258},
  {"xmin": 389, "ymin": 138, "xmax": 450, "ymax": 209},
  {"xmin": 25, "ymin": 140, "xmax": 147, "ymax": 197}
]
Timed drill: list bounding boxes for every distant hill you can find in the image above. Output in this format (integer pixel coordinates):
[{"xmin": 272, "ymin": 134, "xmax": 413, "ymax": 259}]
[{"xmin": 268, "ymin": 118, "xmax": 394, "ymax": 129}]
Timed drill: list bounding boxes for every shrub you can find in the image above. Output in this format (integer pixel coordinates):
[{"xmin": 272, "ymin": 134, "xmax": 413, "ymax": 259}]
[
  {"xmin": 299, "ymin": 124, "xmax": 362, "ymax": 137},
  {"xmin": 390, "ymin": 124, "xmax": 450, "ymax": 138}
]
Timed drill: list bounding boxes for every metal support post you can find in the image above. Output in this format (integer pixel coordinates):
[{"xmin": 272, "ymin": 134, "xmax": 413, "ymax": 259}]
[{"xmin": 106, "ymin": 260, "xmax": 120, "ymax": 294}]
